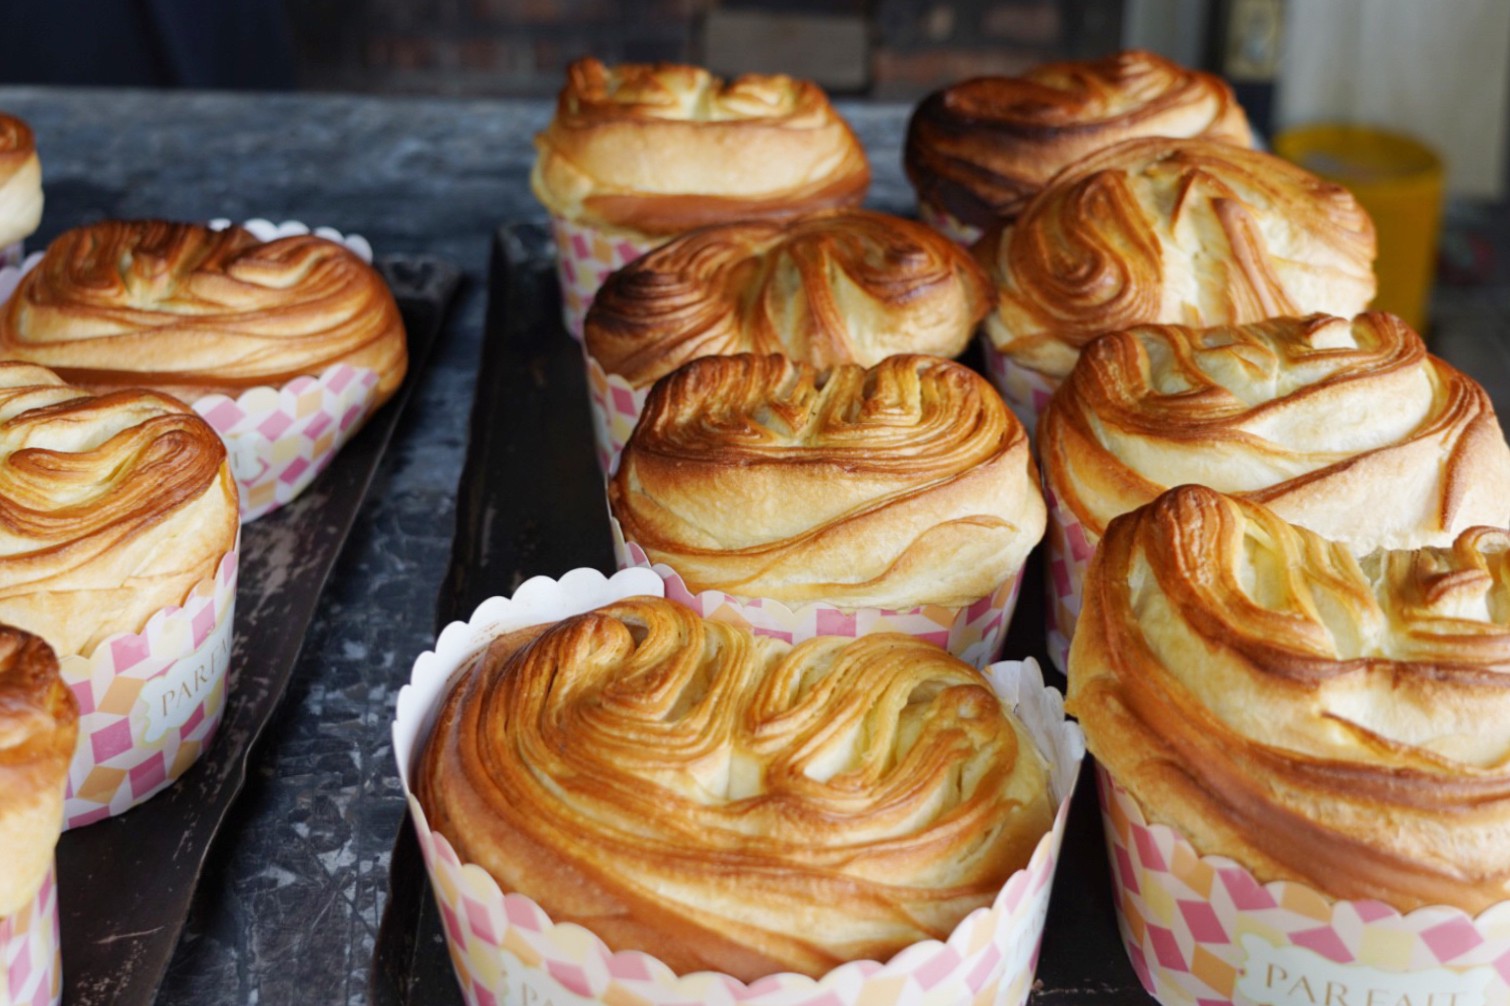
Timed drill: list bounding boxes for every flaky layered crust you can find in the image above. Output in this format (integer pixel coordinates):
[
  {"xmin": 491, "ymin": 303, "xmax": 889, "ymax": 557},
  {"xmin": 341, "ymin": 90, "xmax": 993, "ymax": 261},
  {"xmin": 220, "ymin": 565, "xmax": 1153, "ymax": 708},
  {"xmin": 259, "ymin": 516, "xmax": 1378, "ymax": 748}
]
[
  {"xmin": 1068, "ymin": 486, "xmax": 1510, "ymax": 913},
  {"xmin": 977, "ymin": 137, "xmax": 1377, "ymax": 380},
  {"xmin": 0, "ymin": 114, "xmax": 42, "ymax": 250},
  {"xmin": 1040, "ymin": 313, "xmax": 1510, "ymax": 550},
  {"xmin": 418, "ymin": 597, "xmax": 1054, "ymax": 979},
  {"xmin": 0, "ymin": 220, "xmax": 407, "ymax": 402},
  {"xmin": 610, "ymin": 354, "xmax": 1045, "ymax": 608},
  {"xmin": 584, "ymin": 209, "xmax": 991, "ymax": 388},
  {"xmin": 0, "ymin": 628, "xmax": 76, "ymax": 918},
  {"xmin": 0, "ymin": 362, "xmax": 238, "ymax": 655},
  {"xmin": 906, "ymin": 50, "xmax": 1252, "ymax": 229},
  {"xmin": 532, "ymin": 58, "xmax": 870, "ymax": 236}
]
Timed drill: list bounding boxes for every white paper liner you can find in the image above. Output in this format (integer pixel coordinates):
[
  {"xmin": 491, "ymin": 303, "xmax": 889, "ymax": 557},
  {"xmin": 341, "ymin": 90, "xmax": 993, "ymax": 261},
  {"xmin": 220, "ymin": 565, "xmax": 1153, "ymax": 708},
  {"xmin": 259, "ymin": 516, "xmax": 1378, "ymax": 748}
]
[
  {"xmin": 1097, "ymin": 765, "xmax": 1510, "ymax": 1006},
  {"xmin": 393, "ymin": 568, "xmax": 1086, "ymax": 1006},
  {"xmin": 0, "ymin": 219, "xmax": 387, "ymax": 522},
  {"xmin": 611, "ymin": 516, "xmax": 1024, "ymax": 670},
  {"xmin": 0, "ymin": 864, "xmax": 60, "ymax": 1006},
  {"xmin": 61, "ymin": 543, "xmax": 238, "ymax": 829}
]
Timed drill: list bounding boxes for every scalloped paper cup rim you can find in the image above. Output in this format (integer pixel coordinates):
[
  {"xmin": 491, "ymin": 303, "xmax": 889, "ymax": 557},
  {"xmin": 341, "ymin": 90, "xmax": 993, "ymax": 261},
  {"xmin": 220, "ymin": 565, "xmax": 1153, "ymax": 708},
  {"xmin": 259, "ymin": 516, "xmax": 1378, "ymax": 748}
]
[
  {"xmin": 393, "ymin": 567, "xmax": 1085, "ymax": 1005},
  {"xmin": 609, "ymin": 515, "xmax": 1025, "ymax": 669},
  {"xmin": 1096, "ymin": 764, "xmax": 1510, "ymax": 1005},
  {"xmin": 0, "ymin": 862, "xmax": 60, "ymax": 1006},
  {"xmin": 0, "ymin": 219, "xmax": 387, "ymax": 522}
]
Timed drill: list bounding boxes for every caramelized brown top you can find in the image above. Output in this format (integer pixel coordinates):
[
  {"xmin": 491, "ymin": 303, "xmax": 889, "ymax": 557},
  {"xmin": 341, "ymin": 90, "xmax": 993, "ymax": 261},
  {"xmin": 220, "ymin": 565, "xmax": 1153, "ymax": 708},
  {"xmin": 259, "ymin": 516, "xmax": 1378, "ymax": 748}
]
[
  {"xmin": 0, "ymin": 220, "xmax": 407, "ymax": 402},
  {"xmin": 1068, "ymin": 486, "xmax": 1510, "ymax": 913},
  {"xmin": 906, "ymin": 50, "xmax": 1253, "ymax": 228},
  {"xmin": 585, "ymin": 209, "xmax": 991, "ymax": 388},
  {"xmin": 419, "ymin": 596, "xmax": 1053, "ymax": 979}
]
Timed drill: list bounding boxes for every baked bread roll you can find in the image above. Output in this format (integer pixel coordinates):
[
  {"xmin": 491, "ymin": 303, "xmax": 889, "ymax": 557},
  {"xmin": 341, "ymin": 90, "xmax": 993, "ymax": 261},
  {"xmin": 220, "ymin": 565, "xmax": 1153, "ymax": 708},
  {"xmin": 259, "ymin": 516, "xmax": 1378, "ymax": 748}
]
[
  {"xmin": 0, "ymin": 627, "xmax": 76, "ymax": 918},
  {"xmin": 977, "ymin": 137, "xmax": 1377, "ymax": 383},
  {"xmin": 585, "ymin": 209, "xmax": 991, "ymax": 389},
  {"xmin": 1068, "ymin": 485, "xmax": 1510, "ymax": 912},
  {"xmin": 906, "ymin": 50, "xmax": 1252, "ymax": 232},
  {"xmin": 0, "ymin": 362, "xmax": 238, "ymax": 655},
  {"xmin": 532, "ymin": 58, "xmax": 870, "ymax": 238},
  {"xmin": 418, "ymin": 596, "xmax": 1054, "ymax": 979},
  {"xmin": 1041, "ymin": 312, "xmax": 1510, "ymax": 551},
  {"xmin": 0, "ymin": 114, "xmax": 41, "ymax": 251},
  {"xmin": 610, "ymin": 353, "xmax": 1044, "ymax": 609},
  {"xmin": 0, "ymin": 220, "xmax": 407, "ymax": 403}
]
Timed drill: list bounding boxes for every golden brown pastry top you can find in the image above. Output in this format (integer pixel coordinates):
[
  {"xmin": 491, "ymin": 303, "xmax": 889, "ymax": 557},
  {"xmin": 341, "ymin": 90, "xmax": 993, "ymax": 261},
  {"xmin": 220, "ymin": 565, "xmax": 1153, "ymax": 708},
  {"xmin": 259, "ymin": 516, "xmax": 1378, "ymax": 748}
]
[
  {"xmin": 0, "ymin": 220, "xmax": 408, "ymax": 402},
  {"xmin": 1068, "ymin": 485, "xmax": 1510, "ymax": 913},
  {"xmin": 0, "ymin": 362, "xmax": 238, "ymax": 656},
  {"xmin": 0, "ymin": 626, "xmax": 76, "ymax": 918},
  {"xmin": 418, "ymin": 596, "xmax": 1054, "ymax": 979},
  {"xmin": 906, "ymin": 50, "xmax": 1253, "ymax": 229},
  {"xmin": 0, "ymin": 114, "xmax": 42, "ymax": 249},
  {"xmin": 532, "ymin": 58, "xmax": 870, "ymax": 236},
  {"xmin": 610, "ymin": 354, "xmax": 1045, "ymax": 609},
  {"xmin": 1040, "ymin": 313, "xmax": 1510, "ymax": 551},
  {"xmin": 977, "ymin": 137, "xmax": 1377, "ymax": 380},
  {"xmin": 584, "ymin": 209, "xmax": 991, "ymax": 388}
]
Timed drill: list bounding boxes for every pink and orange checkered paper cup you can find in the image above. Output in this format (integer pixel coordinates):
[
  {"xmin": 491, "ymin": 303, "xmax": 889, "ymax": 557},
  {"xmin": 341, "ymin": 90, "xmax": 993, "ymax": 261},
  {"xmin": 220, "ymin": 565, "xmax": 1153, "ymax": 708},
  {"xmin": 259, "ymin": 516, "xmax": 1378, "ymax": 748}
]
[
  {"xmin": 1096, "ymin": 765, "xmax": 1510, "ymax": 1006},
  {"xmin": 979, "ymin": 335, "xmax": 1059, "ymax": 439},
  {"xmin": 549, "ymin": 215, "xmax": 660, "ymax": 342},
  {"xmin": 0, "ymin": 220, "xmax": 389, "ymax": 522},
  {"xmin": 612, "ymin": 518, "xmax": 1024, "ymax": 671},
  {"xmin": 393, "ymin": 566, "xmax": 1085, "ymax": 1006},
  {"xmin": 0, "ymin": 866, "xmax": 60, "ymax": 1006},
  {"xmin": 1044, "ymin": 486, "xmax": 1097, "ymax": 675},
  {"xmin": 61, "ymin": 544, "xmax": 238, "ymax": 829},
  {"xmin": 584, "ymin": 350, "xmax": 647, "ymax": 476},
  {"xmin": 917, "ymin": 198, "xmax": 985, "ymax": 247}
]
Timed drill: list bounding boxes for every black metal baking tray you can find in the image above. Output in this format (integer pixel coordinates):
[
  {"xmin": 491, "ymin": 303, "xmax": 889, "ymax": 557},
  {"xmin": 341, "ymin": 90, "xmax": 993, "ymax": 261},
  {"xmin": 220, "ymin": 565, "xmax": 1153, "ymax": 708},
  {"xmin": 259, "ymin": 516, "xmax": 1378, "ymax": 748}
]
[
  {"xmin": 58, "ymin": 254, "xmax": 462, "ymax": 1006},
  {"xmin": 370, "ymin": 223, "xmax": 1155, "ymax": 1004}
]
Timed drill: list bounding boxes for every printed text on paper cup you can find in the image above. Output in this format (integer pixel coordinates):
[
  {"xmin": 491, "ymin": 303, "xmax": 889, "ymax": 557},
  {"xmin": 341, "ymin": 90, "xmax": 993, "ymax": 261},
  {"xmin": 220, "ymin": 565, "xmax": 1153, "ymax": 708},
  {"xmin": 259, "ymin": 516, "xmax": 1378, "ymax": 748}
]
[
  {"xmin": 1236, "ymin": 935, "xmax": 1494, "ymax": 1006},
  {"xmin": 138, "ymin": 608, "xmax": 234, "ymax": 743}
]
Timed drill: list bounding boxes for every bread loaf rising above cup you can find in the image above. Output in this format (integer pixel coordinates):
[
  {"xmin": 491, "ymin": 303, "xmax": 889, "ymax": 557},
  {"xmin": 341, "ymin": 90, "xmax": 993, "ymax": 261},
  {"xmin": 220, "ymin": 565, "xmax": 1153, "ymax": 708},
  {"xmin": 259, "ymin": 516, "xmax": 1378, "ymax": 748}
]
[
  {"xmin": 0, "ymin": 627, "xmax": 76, "ymax": 918},
  {"xmin": 584, "ymin": 208, "xmax": 991, "ymax": 389},
  {"xmin": 976, "ymin": 136, "xmax": 1377, "ymax": 385},
  {"xmin": 0, "ymin": 219, "xmax": 407, "ymax": 403},
  {"xmin": 417, "ymin": 595, "xmax": 1055, "ymax": 980},
  {"xmin": 532, "ymin": 57, "xmax": 870, "ymax": 239},
  {"xmin": 0, "ymin": 113, "xmax": 42, "ymax": 251},
  {"xmin": 1068, "ymin": 485, "xmax": 1510, "ymax": 913},
  {"xmin": 905, "ymin": 49, "xmax": 1252, "ymax": 233},
  {"xmin": 610, "ymin": 353, "xmax": 1045, "ymax": 610}
]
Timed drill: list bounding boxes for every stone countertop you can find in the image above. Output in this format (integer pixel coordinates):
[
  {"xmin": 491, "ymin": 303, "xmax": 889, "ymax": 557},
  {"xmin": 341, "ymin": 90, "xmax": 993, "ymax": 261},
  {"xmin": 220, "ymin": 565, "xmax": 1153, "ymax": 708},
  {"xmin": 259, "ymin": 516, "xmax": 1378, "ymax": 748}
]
[{"xmin": 1, "ymin": 86, "xmax": 1507, "ymax": 1006}]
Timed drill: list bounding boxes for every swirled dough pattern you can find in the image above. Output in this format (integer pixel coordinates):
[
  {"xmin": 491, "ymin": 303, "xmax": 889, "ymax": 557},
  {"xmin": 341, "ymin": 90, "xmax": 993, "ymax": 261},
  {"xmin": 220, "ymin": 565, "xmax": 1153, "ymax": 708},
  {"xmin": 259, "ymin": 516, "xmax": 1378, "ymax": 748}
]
[
  {"xmin": 585, "ymin": 209, "xmax": 991, "ymax": 388},
  {"xmin": 419, "ymin": 596, "xmax": 1054, "ymax": 979},
  {"xmin": 1040, "ymin": 313, "xmax": 1510, "ymax": 550},
  {"xmin": 0, "ymin": 114, "xmax": 42, "ymax": 249},
  {"xmin": 610, "ymin": 354, "xmax": 1045, "ymax": 609},
  {"xmin": 977, "ymin": 137, "xmax": 1377, "ymax": 381},
  {"xmin": 905, "ymin": 49, "xmax": 1252, "ymax": 229},
  {"xmin": 0, "ymin": 627, "xmax": 76, "ymax": 918},
  {"xmin": 1068, "ymin": 485, "xmax": 1510, "ymax": 913},
  {"xmin": 0, "ymin": 362, "xmax": 237, "ymax": 656},
  {"xmin": 532, "ymin": 58, "xmax": 870, "ymax": 236},
  {"xmin": 0, "ymin": 220, "xmax": 408, "ymax": 402}
]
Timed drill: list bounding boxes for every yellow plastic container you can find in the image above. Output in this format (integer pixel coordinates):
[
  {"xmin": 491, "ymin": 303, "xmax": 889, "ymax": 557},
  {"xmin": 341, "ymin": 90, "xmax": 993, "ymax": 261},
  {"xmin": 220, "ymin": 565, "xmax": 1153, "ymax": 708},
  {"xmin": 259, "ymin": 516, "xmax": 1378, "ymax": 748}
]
[{"xmin": 1274, "ymin": 124, "xmax": 1444, "ymax": 332}]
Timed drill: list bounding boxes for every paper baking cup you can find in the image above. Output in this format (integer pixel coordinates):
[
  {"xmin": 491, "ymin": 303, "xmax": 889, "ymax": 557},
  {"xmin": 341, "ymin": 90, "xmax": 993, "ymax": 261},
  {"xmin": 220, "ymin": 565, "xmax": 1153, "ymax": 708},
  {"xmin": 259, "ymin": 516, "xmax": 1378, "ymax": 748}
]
[
  {"xmin": 549, "ymin": 215, "xmax": 660, "ymax": 342},
  {"xmin": 393, "ymin": 567, "xmax": 1085, "ymax": 1006},
  {"xmin": 979, "ymin": 334, "xmax": 1059, "ymax": 439},
  {"xmin": 584, "ymin": 350, "xmax": 648, "ymax": 476},
  {"xmin": 61, "ymin": 545, "xmax": 238, "ymax": 829},
  {"xmin": 916, "ymin": 198, "xmax": 985, "ymax": 246},
  {"xmin": 613, "ymin": 518, "xmax": 1023, "ymax": 670},
  {"xmin": 0, "ymin": 241, "xmax": 22, "ymax": 269},
  {"xmin": 1097, "ymin": 766, "xmax": 1510, "ymax": 1006},
  {"xmin": 1045, "ymin": 485, "xmax": 1098, "ymax": 675},
  {"xmin": 0, "ymin": 220, "xmax": 386, "ymax": 522},
  {"xmin": 0, "ymin": 866, "xmax": 60, "ymax": 1006}
]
